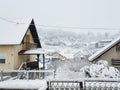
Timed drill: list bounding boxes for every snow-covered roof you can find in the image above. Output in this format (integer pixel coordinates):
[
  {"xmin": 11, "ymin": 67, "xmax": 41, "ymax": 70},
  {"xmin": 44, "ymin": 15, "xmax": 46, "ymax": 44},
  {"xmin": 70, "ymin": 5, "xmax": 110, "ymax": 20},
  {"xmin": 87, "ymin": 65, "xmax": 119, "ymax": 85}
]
[
  {"xmin": 0, "ymin": 18, "xmax": 34, "ymax": 45},
  {"xmin": 89, "ymin": 36, "xmax": 120, "ymax": 61},
  {"xmin": 63, "ymin": 53, "xmax": 74, "ymax": 59},
  {"xmin": 24, "ymin": 48, "xmax": 45, "ymax": 55},
  {"xmin": 74, "ymin": 48, "xmax": 92, "ymax": 57}
]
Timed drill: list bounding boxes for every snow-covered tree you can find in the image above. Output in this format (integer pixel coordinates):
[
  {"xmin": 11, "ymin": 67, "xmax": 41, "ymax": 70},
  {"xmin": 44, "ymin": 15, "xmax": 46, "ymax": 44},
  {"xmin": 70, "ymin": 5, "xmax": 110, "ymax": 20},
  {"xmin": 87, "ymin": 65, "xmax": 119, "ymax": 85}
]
[
  {"xmin": 80, "ymin": 60, "xmax": 120, "ymax": 78},
  {"xmin": 54, "ymin": 58, "xmax": 91, "ymax": 79},
  {"xmin": 67, "ymin": 59, "xmax": 91, "ymax": 72}
]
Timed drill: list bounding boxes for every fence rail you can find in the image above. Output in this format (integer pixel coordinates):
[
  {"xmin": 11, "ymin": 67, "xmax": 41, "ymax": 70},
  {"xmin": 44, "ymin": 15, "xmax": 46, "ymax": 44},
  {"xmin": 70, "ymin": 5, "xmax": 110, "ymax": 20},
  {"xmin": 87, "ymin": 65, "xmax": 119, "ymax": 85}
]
[
  {"xmin": 84, "ymin": 79, "xmax": 120, "ymax": 90},
  {"xmin": 47, "ymin": 78, "xmax": 120, "ymax": 90},
  {"xmin": 47, "ymin": 80, "xmax": 83, "ymax": 90},
  {"xmin": 0, "ymin": 70, "xmax": 120, "ymax": 90},
  {"xmin": 0, "ymin": 70, "xmax": 55, "ymax": 81}
]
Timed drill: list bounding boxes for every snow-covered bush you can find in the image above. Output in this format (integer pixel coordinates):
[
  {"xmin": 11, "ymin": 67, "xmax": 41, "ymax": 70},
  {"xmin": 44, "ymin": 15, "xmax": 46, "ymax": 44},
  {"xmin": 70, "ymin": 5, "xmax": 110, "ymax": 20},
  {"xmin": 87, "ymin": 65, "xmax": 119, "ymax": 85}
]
[
  {"xmin": 49, "ymin": 60, "xmax": 64, "ymax": 70},
  {"xmin": 66, "ymin": 58, "xmax": 91, "ymax": 72},
  {"xmin": 55, "ymin": 66, "xmax": 84, "ymax": 79},
  {"xmin": 54, "ymin": 58, "xmax": 91, "ymax": 79},
  {"xmin": 80, "ymin": 60, "xmax": 120, "ymax": 78}
]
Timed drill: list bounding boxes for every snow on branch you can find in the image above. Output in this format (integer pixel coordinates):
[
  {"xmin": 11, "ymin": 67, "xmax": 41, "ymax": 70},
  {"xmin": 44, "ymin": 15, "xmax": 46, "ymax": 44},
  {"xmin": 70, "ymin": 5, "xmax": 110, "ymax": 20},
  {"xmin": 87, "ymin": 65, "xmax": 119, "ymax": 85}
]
[{"xmin": 80, "ymin": 60, "xmax": 120, "ymax": 78}]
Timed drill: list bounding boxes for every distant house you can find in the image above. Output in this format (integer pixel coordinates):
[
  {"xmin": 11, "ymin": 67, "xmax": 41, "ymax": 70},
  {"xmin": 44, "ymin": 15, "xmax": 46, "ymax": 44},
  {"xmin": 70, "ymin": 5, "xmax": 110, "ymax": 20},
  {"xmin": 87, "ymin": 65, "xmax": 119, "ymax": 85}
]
[
  {"xmin": 0, "ymin": 19, "xmax": 41, "ymax": 70},
  {"xmin": 74, "ymin": 51, "xmax": 86, "ymax": 60},
  {"xmin": 89, "ymin": 36, "xmax": 120, "ymax": 69},
  {"xmin": 45, "ymin": 48, "xmax": 73, "ymax": 62},
  {"xmin": 74, "ymin": 49, "xmax": 92, "ymax": 60},
  {"xmin": 52, "ymin": 52, "xmax": 68, "ymax": 61},
  {"xmin": 95, "ymin": 39, "xmax": 112, "ymax": 48},
  {"xmin": 89, "ymin": 42, "xmax": 97, "ymax": 49}
]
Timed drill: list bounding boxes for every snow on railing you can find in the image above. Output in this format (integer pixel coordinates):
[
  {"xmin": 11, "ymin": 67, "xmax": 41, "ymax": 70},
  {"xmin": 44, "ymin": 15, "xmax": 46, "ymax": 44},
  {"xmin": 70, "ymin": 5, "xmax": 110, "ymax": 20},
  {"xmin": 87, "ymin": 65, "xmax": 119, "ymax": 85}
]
[
  {"xmin": 0, "ymin": 70, "xmax": 120, "ymax": 90},
  {"xmin": 47, "ymin": 78, "xmax": 120, "ymax": 90},
  {"xmin": 47, "ymin": 80, "xmax": 83, "ymax": 90},
  {"xmin": 0, "ymin": 70, "xmax": 55, "ymax": 81},
  {"xmin": 84, "ymin": 78, "xmax": 120, "ymax": 90},
  {"xmin": 18, "ymin": 62, "xmax": 26, "ymax": 70}
]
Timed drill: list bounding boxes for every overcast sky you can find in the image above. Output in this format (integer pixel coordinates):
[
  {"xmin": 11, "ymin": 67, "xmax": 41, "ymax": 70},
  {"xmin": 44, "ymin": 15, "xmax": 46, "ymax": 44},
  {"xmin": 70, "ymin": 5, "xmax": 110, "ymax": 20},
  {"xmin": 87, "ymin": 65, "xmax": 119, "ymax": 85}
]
[{"xmin": 0, "ymin": 0, "xmax": 120, "ymax": 33}]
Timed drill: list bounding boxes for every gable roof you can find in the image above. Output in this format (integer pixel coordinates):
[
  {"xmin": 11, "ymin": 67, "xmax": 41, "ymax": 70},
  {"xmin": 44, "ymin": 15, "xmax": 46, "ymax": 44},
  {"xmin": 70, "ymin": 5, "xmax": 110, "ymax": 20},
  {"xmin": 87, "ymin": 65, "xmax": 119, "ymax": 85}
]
[
  {"xmin": 0, "ymin": 18, "xmax": 41, "ymax": 47},
  {"xmin": 89, "ymin": 36, "xmax": 120, "ymax": 61}
]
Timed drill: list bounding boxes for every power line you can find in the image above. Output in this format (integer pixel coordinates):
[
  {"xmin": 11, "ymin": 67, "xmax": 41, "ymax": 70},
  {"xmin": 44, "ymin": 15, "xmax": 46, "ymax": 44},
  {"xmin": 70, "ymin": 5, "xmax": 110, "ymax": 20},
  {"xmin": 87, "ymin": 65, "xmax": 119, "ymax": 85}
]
[
  {"xmin": 0, "ymin": 17, "xmax": 120, "ymax": 30},
  {"xmin": 37, "ymin": 25, "xmax": 120, "ymax": 30},
  {"xmin": 0, "ymin": 17, "xmax": 25, "ymax": 24}
]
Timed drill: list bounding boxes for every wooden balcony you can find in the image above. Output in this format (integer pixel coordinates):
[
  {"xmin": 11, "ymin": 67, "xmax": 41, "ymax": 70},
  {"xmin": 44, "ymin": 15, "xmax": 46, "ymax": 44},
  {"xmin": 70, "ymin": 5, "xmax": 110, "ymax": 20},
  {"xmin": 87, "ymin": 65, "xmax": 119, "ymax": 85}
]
[
  {"xmin": 23, "ymin": 42, "xmax": 38, "ymax": 50},
  {"xmin": 18, "ymin": 42, "xmax": 38, "ymax": 55}
]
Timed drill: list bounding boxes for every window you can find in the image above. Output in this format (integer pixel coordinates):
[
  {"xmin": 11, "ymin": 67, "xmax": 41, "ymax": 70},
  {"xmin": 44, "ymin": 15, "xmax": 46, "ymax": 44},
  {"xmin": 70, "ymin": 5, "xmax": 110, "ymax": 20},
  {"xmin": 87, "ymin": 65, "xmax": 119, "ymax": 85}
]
[
  {"xmin": 116, "ymin": 45, "xmax": 120, "ymax": 51},
  {"xmin": 111, "ymin": 59, "xmax": 120, "ymax": 70},
  {"xmin": 0, "ymin": 54, "xmax": 6, "ymax": 64}
]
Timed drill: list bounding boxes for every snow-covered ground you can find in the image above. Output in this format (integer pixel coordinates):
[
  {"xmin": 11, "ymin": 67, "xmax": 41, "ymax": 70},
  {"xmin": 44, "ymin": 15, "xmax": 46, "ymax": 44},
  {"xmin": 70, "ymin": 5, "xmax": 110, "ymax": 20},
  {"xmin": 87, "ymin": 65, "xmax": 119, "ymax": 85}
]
[
  {"xmin": 0, "ymin": 56, "xmax": 120, "ymax": 90},
  {"xmin": 0, "ymin": 79, "xmax": 47, "ymax": 90}
]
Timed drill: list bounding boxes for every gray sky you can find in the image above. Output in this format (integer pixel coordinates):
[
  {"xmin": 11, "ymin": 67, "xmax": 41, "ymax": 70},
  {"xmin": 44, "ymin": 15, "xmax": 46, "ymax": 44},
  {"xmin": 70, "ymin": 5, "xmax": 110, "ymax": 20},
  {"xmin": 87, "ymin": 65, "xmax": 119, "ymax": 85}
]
[{"xmin": 0, "ymin": 0, "xmax": 120, "ymax": 33}]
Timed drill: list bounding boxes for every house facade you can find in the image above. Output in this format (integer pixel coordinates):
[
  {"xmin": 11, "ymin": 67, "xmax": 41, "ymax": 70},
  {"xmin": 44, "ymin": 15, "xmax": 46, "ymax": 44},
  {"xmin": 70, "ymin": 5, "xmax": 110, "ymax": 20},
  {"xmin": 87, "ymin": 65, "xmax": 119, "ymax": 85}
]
[
  {"xmin": 0, "ymin": 19, "xmax": 41, "ymax": 70},
  {"xmin": 89, "ymin": 37, "xmax": 120, "ymax": 69}
]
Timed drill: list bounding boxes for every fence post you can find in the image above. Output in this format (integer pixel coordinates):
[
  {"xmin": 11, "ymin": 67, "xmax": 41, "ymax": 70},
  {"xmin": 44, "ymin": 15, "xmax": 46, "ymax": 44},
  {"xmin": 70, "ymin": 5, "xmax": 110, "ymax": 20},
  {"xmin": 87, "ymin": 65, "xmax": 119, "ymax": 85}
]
[
  {"xmin": 46, "ymin": 81, "xmax": 50, "ymax": 90},
  {"xmin": 80, "ymin": 82, "xmax": 84, "ymax": 90},
  {"xmin": 53, "ymin": 70, "xmax": 56, "ymax": 79},
  {"xmin": 83, "ymin": 81, "xmax": 86, "ymax": 90},
  {"xmin": 26, "ymin": 71, "xmax": 29, "ymax": 80},
  {"xmin": 0, "ymin": 70, "xmax": 3, "ymax": 81}
]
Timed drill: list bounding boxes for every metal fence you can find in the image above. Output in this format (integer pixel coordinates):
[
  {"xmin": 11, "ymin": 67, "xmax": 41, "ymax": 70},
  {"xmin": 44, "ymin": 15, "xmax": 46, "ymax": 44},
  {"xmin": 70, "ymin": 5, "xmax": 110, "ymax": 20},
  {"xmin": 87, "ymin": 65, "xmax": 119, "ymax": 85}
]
[
  {"xmin": 47, "ymin": 80, "xmax": 83, "ymax": 90},
  {"xmin": 84, "ymin": 79, "xmax": 120, "ymax": 90},
  {"xmin": 47, "ymin": 78, "xmax": 120, "ymax": 90}
]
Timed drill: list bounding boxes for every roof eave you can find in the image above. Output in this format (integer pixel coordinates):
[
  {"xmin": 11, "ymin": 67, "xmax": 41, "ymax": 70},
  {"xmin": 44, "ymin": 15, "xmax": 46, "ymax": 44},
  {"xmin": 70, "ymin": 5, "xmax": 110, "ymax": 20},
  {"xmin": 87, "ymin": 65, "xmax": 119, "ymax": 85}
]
[
  {"xmin": 19, "ymin": 19, "xmax": 42, "ymax": 48},
  {"xmin": 0, "ymin": 44, "xmax": 20, "ymax": 46},
  {"xmin": 89, "ymin": 37, "xmax": 120, "ymax": 62}
]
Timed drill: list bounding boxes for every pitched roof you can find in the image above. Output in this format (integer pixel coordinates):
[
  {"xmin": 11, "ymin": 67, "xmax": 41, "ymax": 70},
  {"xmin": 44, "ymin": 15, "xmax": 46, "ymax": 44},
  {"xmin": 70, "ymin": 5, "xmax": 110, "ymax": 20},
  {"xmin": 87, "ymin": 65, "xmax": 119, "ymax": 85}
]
[
  {"xmin": 89, "ymin": 36, "xmax": 120, "ymax": 61},
  {"xmin": 0, "ymin": 18, "xmax": 41, "ymax": 47}
]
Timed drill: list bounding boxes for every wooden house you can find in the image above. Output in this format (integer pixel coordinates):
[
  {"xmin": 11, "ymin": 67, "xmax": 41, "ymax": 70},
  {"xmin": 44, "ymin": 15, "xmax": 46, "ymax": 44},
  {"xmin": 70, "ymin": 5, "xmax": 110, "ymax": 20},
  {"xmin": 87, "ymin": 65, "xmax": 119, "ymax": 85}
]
[{"xmin": 89, "ymin": 36, "xmax": 120, "ymax": 69}]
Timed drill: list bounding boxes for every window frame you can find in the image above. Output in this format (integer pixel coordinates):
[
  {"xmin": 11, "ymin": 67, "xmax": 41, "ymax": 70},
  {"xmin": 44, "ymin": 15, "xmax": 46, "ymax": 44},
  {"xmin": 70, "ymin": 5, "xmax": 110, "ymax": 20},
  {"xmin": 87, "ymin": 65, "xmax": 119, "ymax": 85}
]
[{"xmin": 0, "ymin": 54, "xmax": 6, "ymax": 64}]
